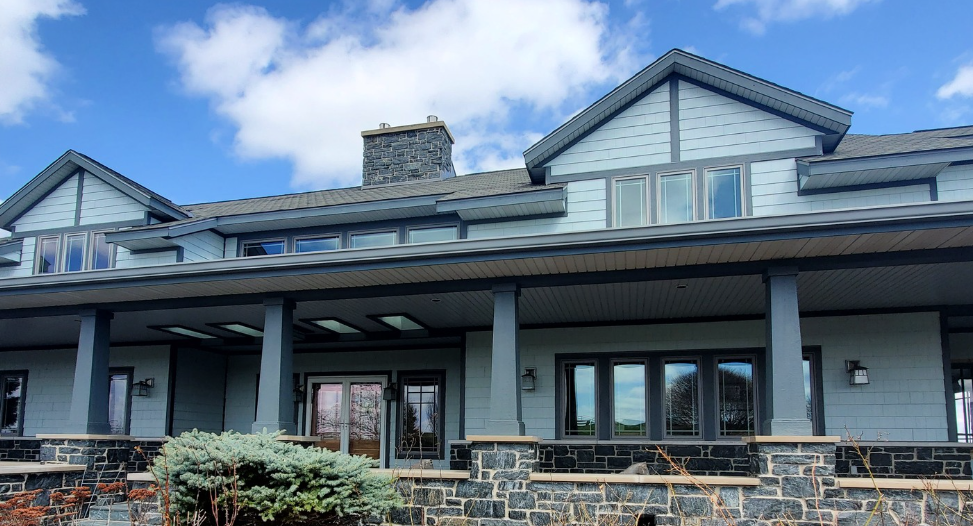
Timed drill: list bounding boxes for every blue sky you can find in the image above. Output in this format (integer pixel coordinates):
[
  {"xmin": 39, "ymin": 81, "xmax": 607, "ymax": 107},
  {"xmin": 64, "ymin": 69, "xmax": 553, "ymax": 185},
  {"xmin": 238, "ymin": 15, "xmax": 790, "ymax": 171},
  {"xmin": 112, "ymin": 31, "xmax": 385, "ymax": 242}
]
[{"xmin": 2, "ymin": 0, "xmax": 973, "ymax": 207}]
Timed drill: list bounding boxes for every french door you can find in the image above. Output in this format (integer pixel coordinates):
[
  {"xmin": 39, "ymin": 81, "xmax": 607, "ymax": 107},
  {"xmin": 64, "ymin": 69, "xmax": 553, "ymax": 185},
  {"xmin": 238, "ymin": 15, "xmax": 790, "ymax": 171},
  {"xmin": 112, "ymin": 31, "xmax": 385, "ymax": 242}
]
[{"xmin": 306, "ymin": 376, "xmax": 387, "ymax": 465}]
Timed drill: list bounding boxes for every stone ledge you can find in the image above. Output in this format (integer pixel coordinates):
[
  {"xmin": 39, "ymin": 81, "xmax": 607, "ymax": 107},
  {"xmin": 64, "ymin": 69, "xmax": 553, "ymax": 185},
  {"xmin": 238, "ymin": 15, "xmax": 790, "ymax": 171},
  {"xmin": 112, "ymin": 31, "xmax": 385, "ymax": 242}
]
[
  {"xmin": 361, "ymin": 120, "xmax": 455, "ymax": 142},
  {"xmin": 466, "ymin": 435, "xmax": 542, "ymax": 443},
  {"xmin": 529, "ymin": 472, "xmax": 761, "ymax": 486},
  {"xmin": 371, "ymin": 468, "xmax": 470, "ymax": 479},
  {"xmin": 275, "ymin": 435, "xmax": 321, "ymax": 443},
  {"xmin": 36, "ymin": 434, "xmax": 135, "ymax": 440},
  {"xmin": 0, "ymin": 462, "xmax": 86, "ymax": 474},
  {"xmin": 742, "ymin": 435, "xmax": 841, "ymax": 443},
  {"xmin": 127, "ymin": 472, "xmax": 156, "ymax": 482},
  {"xmin": 837, "ymin": 477, "xmax": 973, "ymax": 491}
]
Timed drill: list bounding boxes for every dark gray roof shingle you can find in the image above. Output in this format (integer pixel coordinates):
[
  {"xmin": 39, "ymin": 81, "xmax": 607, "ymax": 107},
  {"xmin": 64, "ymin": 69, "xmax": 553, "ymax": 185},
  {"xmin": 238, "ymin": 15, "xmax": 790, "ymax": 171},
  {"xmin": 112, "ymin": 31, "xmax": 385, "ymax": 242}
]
[{"xmin": 807, "ymin": 125, "xmax": 973, "ymax": 163}]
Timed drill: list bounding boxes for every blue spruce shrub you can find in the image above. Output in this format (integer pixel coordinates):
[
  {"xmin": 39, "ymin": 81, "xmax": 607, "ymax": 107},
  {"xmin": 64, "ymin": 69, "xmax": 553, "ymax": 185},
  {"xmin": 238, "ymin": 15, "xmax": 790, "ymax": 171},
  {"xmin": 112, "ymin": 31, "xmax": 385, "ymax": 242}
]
[{"xmin": 151, "ymin": 431, "xmax": 401, "ymax": 525}]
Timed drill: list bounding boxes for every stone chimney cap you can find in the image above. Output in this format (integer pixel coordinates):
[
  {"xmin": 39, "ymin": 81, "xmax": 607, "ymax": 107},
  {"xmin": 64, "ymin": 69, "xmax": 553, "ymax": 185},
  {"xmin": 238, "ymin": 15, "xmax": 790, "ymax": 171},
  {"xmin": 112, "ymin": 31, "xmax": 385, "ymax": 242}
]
[{"xmin": 361, "ymin": 120, "xmax": 455, "ymax": 144}]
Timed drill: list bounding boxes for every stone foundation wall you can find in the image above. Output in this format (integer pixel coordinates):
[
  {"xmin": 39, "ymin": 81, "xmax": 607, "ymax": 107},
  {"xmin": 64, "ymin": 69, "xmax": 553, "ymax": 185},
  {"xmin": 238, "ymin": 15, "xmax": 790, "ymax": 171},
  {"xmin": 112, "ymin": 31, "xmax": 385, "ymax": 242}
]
[
  {"xmin": 836, "ymin": 443, "xmax": 973, "ymax": 479},
  {"xmin": 128, "ymin": 440, "xmax": 165, "ymax": 473},
  {"xmin": 537, "ymin": 442, "xmax": 750, "ymax": 476},
  {"xmin": 0, "ymin": 438, "xmax": 41, "ymax": 461},
  {"xmin": 40, "ymin": 438, "xmax": 134, "ymax": 484},
  {"xmin": 0, "ymin": 470, "xmax": 85, "ymax": 505}
]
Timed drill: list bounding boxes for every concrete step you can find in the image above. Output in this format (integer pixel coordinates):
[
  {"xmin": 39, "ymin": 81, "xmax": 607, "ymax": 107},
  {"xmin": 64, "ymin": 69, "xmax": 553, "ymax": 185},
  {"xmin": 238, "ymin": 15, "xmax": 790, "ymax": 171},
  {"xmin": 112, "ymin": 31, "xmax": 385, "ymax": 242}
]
[{"xmin": 86, "ymin": 503, "xmax": 162, "ymax": 524}]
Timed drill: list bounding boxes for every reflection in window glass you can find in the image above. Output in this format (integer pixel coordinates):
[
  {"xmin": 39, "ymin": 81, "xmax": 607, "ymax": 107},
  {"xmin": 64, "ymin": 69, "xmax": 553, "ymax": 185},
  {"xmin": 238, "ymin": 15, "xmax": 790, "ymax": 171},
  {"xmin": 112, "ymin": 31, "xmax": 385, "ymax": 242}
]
[
  {"xmin": 659, "ymin": 173, "xmax": 694, "ymax": 224},
  {"xmin": 613, "ymin": 362, "xmax": 646, "ymax": 437},
  {"xmin": 108, "ymin": 372, "xmax": 129, "ymax": 435},
  {"xmin": 350, "ymin": 231, "xmax": 396, "ymax": 249},
  {"xmin": 400, "ymin": 376, "xmax": 441, "ymax": 456},
  {"xmin": 706, "ymin": 167, "xmax": 742, "ymax": 219},
  {"xmin": 295, "ymin": 236, "xmax": 339, "ymax": 253},
  {"xmin": 718, "ymin": 358, "xmax": 755, "ymax": 437},
  {"xmin": 954, "ymin": 364, "xmax": 973, "ymax": 443},
  {"xmin": 37, "ymin": 236, "xmax": 58, "ymax": 274},
  {"xmin": 91, "ymin": 232, "xmax": 112, "ymax": 269},
  {"xmin": 664, "ymin": 360, "xmax": 700, "ymax": 437},
  {"xmin": 64, "ymin": 233, "xmax": 86, "ymax": 272},
  {"xmin": 564, "ymin": 363, "xmax": 596, "ymax": 436},
  {"xmin": 614, "ymin": 178, "xmax": 647, "ymax": 227},
  {"xmin": 408, "ymin": 226, "xmax": 457, "ymax": 244},
  {"xmin": 0, "ymin": 374, "xmax": 26, "ymax": 436},
  {"xmin": 242, "ymin": 240, "xmax": 285, "ymax": 257},
  {"xmin": 803, "ymin": 356, "xmax": 813, "ymax": 423}
]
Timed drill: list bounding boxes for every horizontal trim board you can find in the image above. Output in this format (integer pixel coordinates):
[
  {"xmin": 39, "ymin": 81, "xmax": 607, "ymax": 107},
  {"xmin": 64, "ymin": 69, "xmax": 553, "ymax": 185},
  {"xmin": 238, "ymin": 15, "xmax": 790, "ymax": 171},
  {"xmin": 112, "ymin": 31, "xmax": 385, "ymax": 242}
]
[
  {"xmin": 836, "ymin": 478, "xmax": 973, "ymax": 491},
  {"xmin": 529, "ymin": 472, "xmax": 761, "ymax": 486}
]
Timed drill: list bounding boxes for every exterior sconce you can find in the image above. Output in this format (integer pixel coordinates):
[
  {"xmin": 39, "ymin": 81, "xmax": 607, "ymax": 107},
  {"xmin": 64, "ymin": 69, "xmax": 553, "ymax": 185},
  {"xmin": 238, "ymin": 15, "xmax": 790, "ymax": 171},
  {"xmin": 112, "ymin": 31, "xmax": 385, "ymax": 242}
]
[
  {"xmin": 521, "ymin": 368, "xmax": 536, "ymax": 391},
  {"xmin": 383, "ymin": 383, "xmax": 398, "ymax": 401},
  {"xmin": 133, "ymin": 378, "xmax": 155, "ymax": 397},
  {"xmin": 293, "ymin": 384, "xmax": 305, "ymax": 403},
  {"xmin": 846, "ymin": 360, "xmax": 869, "ymax": 386}
]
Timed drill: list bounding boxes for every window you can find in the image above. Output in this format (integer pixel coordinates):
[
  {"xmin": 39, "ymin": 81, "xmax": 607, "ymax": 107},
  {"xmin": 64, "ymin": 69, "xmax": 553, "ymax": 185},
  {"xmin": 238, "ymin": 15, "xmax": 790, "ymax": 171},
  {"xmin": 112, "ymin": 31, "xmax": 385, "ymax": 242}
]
[
  {"xmin": 242, "ymin": 240, "xmax": 285, "ymax": 257},
  {"xmin": 664, "ymin": 359, "xmax": 700, "ymax": 437},
  {"xmin": 36, "ymin": 236, "xmax": 59, "ymax": 274},
  {"xmin": 63, "ymin": 233, "xmax": 86, "ymax": 272},
  {"xmin": 706, "ymin": 167, "xmax": 743, "ymax": 219},
  {"xmin": 563, "ymin": 361, "xmax": 597, "ymax": 436},
  {"xmin": 108, "ymin": 369, "xmax": 132, "ymax": 435},
  {"xmin": 408, "ymin": 226, "xmax": 457, "ymax": 244},
  {"xmin": 90, "ymin": 232, "xmax": 113, "ymax": 270},
  {"xmin": 397, "ymin": 372, "xmax": 445, "ymax": 458},
  {"xmin": 295, "ymin": 236, "xmax": 340, "ymax": 253},
  {"xmin": 613, "ymin": 177, "xmax": 648, "ymax": 227},
  {"xmin": 0, "ymin": 372, "xmax": 27, "ymax": 437},
  {"xmin": 350, "ymin": 231, "xmax": 396, "ymax": 249},
  {"xmin": 718, "ymin": 358, "xmax": 755, "ymax": 437},
  {"xmin": 658, "ymin": 172, "xmax": 695, "ymax": 224},
  {"xmin": 612, "ymin": 361, "xmax": 646, "ymax": 437}
]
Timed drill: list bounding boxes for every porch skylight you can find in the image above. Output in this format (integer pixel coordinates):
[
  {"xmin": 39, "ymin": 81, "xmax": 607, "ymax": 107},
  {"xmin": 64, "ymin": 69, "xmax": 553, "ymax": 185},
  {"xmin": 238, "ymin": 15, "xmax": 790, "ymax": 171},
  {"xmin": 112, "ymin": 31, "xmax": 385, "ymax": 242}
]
[
  {"xmin": 372, "ymin": 314, "xmax": 425, "ymax": 331},
  {"xmin": 304, "ymin": 318, "xmax": 362, "ymax": 334},
  {"xmin": 209, "ymin": 322, "xmax": 263, "ymax": 338},
  {"xmin": 151, "ymin": 325, "xmax": 218, "ymax": 339}
]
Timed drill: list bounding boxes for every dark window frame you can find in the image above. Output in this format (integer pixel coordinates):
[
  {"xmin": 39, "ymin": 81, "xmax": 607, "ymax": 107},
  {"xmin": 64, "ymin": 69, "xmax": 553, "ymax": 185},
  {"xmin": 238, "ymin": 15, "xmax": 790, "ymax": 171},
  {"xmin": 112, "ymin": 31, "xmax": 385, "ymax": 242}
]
[
  {"xmin": 0, "ymin": 370, "xmax": 28, "ymax": 437},
  {"xmin": 108, "ymin": 367, "xmax": 134, "ymax": 435},
  {"xmin": 395, "ymin": 370, "xmax": 446, "ymax": 460},
  {"xmin": 714, "ymin": 355, "xmax": 759, "ymax": 438}
]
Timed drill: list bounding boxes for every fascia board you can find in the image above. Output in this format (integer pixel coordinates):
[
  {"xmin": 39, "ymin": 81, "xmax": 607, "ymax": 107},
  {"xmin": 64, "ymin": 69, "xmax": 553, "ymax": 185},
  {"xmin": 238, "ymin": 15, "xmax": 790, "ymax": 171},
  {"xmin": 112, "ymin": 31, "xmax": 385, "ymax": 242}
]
[
  {"xmin": 0, "ymin": 152, "xmax": 78, "ymax": 227},
  {"xmin": 5, "ymin": 199, "xmax": 973, "ymax": 293},
  {"xmin": 211, "ymin": 195, "xmax": 445, "ymax": 230},
  {"xmin": 435, "ymin": 188, "xmax": 566, "ymax": 214},
  {"xmin": 805, "ymin": 147, "xmax": 973, "ymax": 175}
]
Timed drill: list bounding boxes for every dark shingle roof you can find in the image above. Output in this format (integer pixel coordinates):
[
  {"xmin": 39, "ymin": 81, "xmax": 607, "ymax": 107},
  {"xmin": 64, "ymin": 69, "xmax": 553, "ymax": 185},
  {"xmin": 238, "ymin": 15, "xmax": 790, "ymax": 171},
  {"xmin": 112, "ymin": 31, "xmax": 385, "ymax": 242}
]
[{"xmin": 807, "ymin": 125, "xmax": 973, "ymax": 163}]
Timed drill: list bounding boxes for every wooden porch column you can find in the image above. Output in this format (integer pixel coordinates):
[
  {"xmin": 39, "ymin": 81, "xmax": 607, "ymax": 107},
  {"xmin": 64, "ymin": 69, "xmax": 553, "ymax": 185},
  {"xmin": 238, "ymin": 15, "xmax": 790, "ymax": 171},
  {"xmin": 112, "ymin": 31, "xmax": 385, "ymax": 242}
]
[
  {"xmin": 252, "ymin": 298, "xmax": 296, "ymax": 434},
  {"xmin": 488, "ymin": 284, "xmax": 525, "ymax": 435},
  {"xmin": 763, "ymin": 267, "xmax": 813, "ymax": 435},
  {"xmin": 67, "ymin": 310, "xmax": 113, "ymax": 434}
]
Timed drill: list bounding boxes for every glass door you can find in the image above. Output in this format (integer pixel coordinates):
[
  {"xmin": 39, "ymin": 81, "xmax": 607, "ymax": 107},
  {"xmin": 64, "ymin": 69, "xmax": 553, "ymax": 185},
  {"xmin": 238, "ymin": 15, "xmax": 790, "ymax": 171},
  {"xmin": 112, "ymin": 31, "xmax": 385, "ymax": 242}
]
[{"xmin": 306, "ymin": 376, "xmax": 386, "ymax": 464}]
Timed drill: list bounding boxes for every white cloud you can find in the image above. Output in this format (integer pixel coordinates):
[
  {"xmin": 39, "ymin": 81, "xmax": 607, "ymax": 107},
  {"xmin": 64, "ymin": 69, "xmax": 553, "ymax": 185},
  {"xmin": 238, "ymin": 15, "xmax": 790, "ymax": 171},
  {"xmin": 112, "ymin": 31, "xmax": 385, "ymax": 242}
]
[
  {"xmin": 839, "ymin": 92, "xmax": 889, "ymax": 110},
  {"xmin": 157, "ymin": 1, "xmax": 640, "ymax": 189},
  {"xmin": 0, "ymin": 0, "xmax": 84, "ymax": 124},
  {"xmin": 713, "ymin": 0, "xmax": 877, "ymax": 35},
  {"xmin": 938, "ymin": 63, "xmax": 973, "ymax": 100}
]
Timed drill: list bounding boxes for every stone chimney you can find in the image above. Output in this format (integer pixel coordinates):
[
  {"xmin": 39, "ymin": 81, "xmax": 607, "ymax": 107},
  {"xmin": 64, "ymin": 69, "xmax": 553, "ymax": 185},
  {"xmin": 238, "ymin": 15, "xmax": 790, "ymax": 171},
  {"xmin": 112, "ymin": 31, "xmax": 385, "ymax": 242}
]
[{"xmin": 361, "ymin": 116, "xmax": 455, "ymax": 187}]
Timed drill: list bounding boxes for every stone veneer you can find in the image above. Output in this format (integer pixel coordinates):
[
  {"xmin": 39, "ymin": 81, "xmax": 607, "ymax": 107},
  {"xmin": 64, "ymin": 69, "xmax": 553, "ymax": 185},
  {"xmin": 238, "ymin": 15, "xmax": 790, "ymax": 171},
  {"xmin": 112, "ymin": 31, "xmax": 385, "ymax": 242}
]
[
  {"xmin": 0, "ymin": 438, "xmax": 41, "ymax": 461},
  {"xmin": 0, "ymin": 470, "xmax": 85, "ymax": 505},
  {"xmin": 836, "ymin": 442, "xmax": 973, "ymax": 479},
  {"xmin": 361, "ymin": 121, "xmax": 455, "ymax": 186}
]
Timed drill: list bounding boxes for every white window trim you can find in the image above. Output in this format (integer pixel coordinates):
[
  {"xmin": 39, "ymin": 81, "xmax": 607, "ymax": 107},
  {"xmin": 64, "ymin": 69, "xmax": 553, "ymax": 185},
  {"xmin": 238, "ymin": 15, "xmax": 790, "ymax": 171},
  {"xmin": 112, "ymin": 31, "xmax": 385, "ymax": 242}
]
[
  {"xmin": 293, "ymin": 233, "xmax": 342, "ymax": 253},
  {"xmin": 62, "ymin": 232, "xmax": 88, "ymax": 273},
  {"xmin": 703, "ymin": 165, "xmax": 746, "ymax": 220},
  {"xmin": 406, "ymin": 224, "xmax": 459, "ymax": 244},
  {"xmin": 88, "ymin": 230, "xmax": 117, "ymax": 270},
  {"xmin": 656, "ymin": 169, "xmax": 697, "ymax": 225},
  {"xmin": 611, "ymin": 175, "xmax": 650, "ymax": 228},
  {"xmin": 240, "ymin": 238, "xmax": 287, "ymax": 257},
  {"xmin": 34, "ymin": 235, "xmax": 60, "ymax": 275}
]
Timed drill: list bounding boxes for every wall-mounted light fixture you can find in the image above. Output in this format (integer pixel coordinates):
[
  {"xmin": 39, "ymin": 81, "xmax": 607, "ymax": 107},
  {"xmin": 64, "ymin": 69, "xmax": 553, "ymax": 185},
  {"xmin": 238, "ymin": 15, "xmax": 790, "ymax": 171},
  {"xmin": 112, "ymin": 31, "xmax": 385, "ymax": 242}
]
[
  {"xmin": 846, "ymin": 360, "xmax": 869, "ymax": 386},
  {"xmin": 521, "ymin": 368, "xmax": 537, "ymax": 391},
  {"xmin": 293, "ymin": 384, "xmax": 305, "ymax": 403},
  {"xmin": 383, "ymin": 383, "xmax": 398, "ymax": 401},
  {"xmin": 133, "ymin": 378, "xmax": 155, "ymax": 397}
]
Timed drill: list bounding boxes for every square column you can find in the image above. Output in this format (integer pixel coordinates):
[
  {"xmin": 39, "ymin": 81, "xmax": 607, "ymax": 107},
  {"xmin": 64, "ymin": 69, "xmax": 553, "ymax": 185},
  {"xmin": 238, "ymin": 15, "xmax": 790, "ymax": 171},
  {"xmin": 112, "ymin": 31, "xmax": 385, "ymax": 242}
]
[
  {"xmin": 252, "ymin": 298, "xmax": 296, "ymax": 434},
  {"xmin": 67, "ymin": 310, "xmax": 112, "ymax": 434},
  {"xmin": 488, "ymin": 284, "xmax": 525, "ymax": 435},
  {"xmin": 763, "ymin": 267, "xmax": 813, "ymax": 435}
]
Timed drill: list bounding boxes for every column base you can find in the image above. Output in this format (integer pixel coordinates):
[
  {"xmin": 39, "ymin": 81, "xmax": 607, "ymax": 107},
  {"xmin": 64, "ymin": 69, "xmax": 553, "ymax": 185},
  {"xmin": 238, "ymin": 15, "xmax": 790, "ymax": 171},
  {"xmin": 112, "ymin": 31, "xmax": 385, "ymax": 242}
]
[
  {"xmin": 763, "ymin": 418, "xmax": 813, "ymax": 436},
  {"xmin": 486, "ymin": 419, "xmax": 525, "ymax": 436},
  {"xmin": 251, "ymin": 421, "xmax": 296, "ymax": 435}
]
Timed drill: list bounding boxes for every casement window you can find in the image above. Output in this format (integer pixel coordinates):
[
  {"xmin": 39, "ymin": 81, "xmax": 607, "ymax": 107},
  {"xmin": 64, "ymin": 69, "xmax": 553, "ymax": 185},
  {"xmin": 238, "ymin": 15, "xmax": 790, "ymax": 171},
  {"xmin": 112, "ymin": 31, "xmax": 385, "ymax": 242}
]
[
  {"xmin": 613, "ymin": 177, "xmax": 648, "ymax": 227},
  {"xmin": 350, "ymin": 231, "xmax": 396, "ymax": 249},
  {"xmin": 0, "ymin": 371, "xmax": 27, "ymax": 437},
  {"xmin": 408, "ymin": 225, "xmax": 458, "ymax": 244},
  {"xmin": 658, "ymin": 171, "xmax": 695, "ymax": 224},
  {"xmin": 35, "ymin": 231, "xmax": 115, "ymax": 274},
  {"xmin": 705, "ymin": 166, "xmax": 744, "ymax": 219},
  {"xmin": 242, "ymin": 239, "xmax": 286, "ymax": 257},
  {"xmin": 294, "ymin": 235, "xmax": 340, "ymax": 253},
  {"xmin": 108, "ymin": 369, "xmax": 132, "ymax": 435},
  {"xmin": 558, "ymin": 350, "xmax": 801, "ymax": 440},
  {"xmin": 397, "ymin": 372, "xmax": 445, "ymax": 459}
]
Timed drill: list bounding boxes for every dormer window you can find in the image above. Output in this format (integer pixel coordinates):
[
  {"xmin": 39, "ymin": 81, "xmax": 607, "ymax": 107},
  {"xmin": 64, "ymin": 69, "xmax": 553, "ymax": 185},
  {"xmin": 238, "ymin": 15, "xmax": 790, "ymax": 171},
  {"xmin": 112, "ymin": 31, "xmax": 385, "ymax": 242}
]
[{"xmin": 35, "ymin": 231, "xmax": 114, "ymax": 274}]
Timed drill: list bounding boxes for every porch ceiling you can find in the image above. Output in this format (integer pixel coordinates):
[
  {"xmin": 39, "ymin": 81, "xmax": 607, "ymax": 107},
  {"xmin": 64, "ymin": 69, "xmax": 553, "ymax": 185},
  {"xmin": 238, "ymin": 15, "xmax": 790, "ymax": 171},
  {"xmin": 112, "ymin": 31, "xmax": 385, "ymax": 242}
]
[{"xmin": 3, "ymin": 261, "xmax": 973, "ymax": 350}]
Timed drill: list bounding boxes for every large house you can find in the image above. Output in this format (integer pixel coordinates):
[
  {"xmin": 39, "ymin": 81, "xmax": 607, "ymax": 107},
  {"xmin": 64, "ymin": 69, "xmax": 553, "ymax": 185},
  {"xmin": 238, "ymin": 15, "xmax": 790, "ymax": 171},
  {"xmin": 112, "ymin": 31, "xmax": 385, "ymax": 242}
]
[{"xmin": 3, "ymin": 49, "xmax": 973, "ymax": 469}]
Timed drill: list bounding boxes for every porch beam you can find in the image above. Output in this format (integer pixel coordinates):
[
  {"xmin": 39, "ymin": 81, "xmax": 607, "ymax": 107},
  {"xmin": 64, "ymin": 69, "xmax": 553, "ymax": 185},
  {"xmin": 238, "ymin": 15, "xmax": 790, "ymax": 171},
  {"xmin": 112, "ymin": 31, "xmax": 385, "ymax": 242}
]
[
  {"xmin": 488, "ymin": 283, "xmax": 525, "ymax": 435},
  {"xmin": 252, "ymin": 298, "xmax": 296, "ymax": 434},
  {"xmin": 763, "ymin": 267, "xmax": 813, "ymax": 435},
  {"xmin": 66, "ymin": 310, "xmax": 112, "ymax": 434}
]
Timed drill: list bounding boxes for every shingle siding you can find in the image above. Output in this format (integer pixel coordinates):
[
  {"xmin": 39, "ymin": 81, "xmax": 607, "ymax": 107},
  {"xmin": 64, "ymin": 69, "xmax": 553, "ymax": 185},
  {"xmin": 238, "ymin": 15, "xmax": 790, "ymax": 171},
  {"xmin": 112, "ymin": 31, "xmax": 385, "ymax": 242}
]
[{"xmin": 171, "ymin": 350, "xmax": 226, "ymax": 434}]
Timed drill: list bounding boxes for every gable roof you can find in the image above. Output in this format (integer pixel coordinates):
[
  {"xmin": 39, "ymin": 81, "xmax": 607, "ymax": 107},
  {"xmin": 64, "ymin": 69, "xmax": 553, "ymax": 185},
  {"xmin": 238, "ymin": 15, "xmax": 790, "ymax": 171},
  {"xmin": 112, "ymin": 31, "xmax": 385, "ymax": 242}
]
[
  {"xmin": 523, "ymin": 48, "xmax": 854, "ymax": 183},
  {"xmin": 0, "ymin": 150, "xmax": 191, "ymax": 230}
]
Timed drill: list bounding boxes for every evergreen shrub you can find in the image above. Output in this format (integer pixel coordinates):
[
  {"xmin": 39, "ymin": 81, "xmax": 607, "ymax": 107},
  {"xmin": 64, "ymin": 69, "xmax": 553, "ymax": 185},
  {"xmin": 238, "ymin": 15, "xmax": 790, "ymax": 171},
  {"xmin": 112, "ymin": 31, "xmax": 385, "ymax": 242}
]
[{"xmin": 151, "ymin": 430, "xmax": 401, "ymax": 525}]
